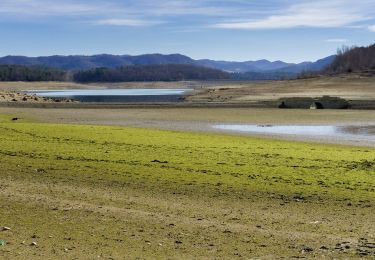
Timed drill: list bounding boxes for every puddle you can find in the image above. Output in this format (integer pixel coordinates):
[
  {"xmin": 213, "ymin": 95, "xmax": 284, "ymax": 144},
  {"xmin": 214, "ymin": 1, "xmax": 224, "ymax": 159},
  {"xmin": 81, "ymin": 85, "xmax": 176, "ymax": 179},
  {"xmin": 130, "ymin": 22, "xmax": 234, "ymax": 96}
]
[{"xmin": 212, "ymin": 124, "xmax": 375, "ymax": 142}]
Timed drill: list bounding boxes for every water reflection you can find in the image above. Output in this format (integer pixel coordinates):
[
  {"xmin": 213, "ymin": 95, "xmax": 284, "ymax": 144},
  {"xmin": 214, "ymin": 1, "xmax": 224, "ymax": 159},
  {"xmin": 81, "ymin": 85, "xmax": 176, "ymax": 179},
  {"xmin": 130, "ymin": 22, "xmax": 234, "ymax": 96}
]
[
  {"xmin": 212, "ymin": 124, "xmax": 375, "ymax": 141},
  {"xmin": 28, "ymin": 89, "xmax": 191, "ymax": 97},
  {"xmin": 26, "ymin": 89, "xmax": 192, "ymax": 103}
]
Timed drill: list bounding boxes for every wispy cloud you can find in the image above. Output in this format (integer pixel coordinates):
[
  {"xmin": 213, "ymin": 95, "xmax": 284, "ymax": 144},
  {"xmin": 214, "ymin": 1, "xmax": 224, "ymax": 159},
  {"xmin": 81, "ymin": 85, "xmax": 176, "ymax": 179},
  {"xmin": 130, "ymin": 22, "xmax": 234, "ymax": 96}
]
[
  {"xmin": 0, "ymin": 0, "xmax": 246, "ymax": 17},
  {"xmin": 213, "ymin": 0, "xmax": 375, "ymax": 30},
  {"xmin": 1, "ymin": 0, "xmax": 375, "ymax": 32},
  {"xmin": 96, "ymin": 19, "xmax": 159, "ymax": 27},
  {"xmin": 369, "ymin": 25, "xmax": 375, "ymax": 32},
  {"xmin": 0, "ymin": 0, "xmax": 110, "ymax": 16},
  {"xmin": 325, "ymin": 39, "xmax": 348, "ymax": 43}
]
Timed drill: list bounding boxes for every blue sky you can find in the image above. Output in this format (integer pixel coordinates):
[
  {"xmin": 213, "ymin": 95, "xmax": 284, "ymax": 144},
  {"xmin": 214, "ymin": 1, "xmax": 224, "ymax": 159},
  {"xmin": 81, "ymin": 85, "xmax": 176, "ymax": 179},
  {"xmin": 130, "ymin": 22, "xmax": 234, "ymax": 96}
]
[{"xmin": 0, "ymin": 0, "xmax": 375, "ymax": 62}]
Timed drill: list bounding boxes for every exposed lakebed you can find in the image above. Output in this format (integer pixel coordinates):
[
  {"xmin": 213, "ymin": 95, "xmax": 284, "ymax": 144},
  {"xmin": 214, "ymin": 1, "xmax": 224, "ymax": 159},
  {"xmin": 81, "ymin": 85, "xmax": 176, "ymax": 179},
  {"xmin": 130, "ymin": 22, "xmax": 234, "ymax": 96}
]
[
  {"xmin": 212, "ymin": 124, "xmax": 375, "ymax": 144},
  {"xmin": 26, "ymin": 89, "xmax": 192, "ymax": 103}
]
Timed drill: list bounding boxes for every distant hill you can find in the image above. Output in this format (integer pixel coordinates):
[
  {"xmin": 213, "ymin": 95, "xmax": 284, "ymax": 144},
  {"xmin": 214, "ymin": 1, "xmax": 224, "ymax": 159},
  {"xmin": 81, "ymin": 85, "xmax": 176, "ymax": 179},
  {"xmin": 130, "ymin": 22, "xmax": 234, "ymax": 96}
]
[
  {"xmin": 0, "ymin": 54, "xmax": 334, "ymax": 75},
  {"xmin": 195, "ymin": 59, "xmax": 295, "ymax": 72},
  {"xmin": 325, "ymin": 44, "xmax": 375, "ymax": 74},
  {"xmin": 0, "ymin": 54, "xmax": 195, "ymax": 71},
  {"xmin": 231, "ymin": 71, "xmax": 296, "ymax": 81},
  {"xmin": 277, "ymin": 55, "xmax": 336, "ymax": 73},
  {"xmin": 73, "ymin": 64, "xmax": 230, "ymax": 83}
]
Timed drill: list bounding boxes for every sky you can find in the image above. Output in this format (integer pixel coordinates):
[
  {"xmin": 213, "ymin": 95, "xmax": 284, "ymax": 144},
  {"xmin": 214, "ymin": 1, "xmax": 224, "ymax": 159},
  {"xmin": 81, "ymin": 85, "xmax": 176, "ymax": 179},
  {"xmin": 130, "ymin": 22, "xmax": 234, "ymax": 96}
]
[{"xmin": 0, "ymin": 0, "xmax": 375, "ymax": 63}]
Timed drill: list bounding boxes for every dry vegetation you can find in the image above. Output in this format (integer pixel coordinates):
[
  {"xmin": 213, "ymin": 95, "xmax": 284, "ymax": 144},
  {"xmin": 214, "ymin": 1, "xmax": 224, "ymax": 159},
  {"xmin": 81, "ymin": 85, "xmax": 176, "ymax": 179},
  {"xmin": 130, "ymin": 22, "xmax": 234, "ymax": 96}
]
[{"xmin": 186, "ymin": 74, "xmax": 375, "ymax": 103}]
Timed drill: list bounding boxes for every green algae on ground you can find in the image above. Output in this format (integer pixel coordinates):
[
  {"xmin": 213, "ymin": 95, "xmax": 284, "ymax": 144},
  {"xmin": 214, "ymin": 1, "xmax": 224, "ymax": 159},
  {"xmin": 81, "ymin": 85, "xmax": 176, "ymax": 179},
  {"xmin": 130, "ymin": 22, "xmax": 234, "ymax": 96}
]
[
  {"xmin": 0, "ymin": 117, "xmax": 374, "ymax": 259},
  {"xmin": 0, "ymin": 119, "xmax": 374, "ymax": 202}
]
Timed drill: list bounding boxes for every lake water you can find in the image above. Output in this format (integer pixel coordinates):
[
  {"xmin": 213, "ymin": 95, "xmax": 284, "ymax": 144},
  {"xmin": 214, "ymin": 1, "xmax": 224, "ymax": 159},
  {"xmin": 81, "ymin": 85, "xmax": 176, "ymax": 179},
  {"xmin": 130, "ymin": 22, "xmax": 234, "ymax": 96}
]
[
  {"xmin": 212, "ymin": 124, "xmax": 375, "ymax": 142},
  {"xmin": 27, "ymin": 89, "xmax": 192, "ymax": 103}
]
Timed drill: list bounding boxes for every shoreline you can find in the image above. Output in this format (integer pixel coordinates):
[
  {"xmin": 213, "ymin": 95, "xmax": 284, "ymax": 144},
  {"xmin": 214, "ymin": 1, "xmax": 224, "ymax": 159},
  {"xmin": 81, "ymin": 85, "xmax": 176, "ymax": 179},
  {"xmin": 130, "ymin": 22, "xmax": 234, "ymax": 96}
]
[
  {"xmin": 1, "ymin": 106, "xmax": 375, "ymax": 147},
  {"xmin": 1, "ymin": 99, "xmax": 375, "ymax": 109}
]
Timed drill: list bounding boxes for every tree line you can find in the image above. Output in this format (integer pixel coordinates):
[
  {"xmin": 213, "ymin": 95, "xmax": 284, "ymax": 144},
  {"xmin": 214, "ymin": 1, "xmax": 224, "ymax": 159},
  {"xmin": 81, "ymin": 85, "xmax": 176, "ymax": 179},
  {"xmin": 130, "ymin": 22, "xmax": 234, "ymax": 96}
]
[
  {"xmin": 296, "ymin": 44, "xmax": 375, "ymax": 79},
  {"xmin": 0, "ymin": 65, "xmax": 67, "ymax": 81},
  {"xmin": 0, "ymin": 64, "xmax": 230, "ymax": 82},
  {"xmin": 73, "ymin": 64, "xmax": 230, "ymax": 82},
  {"xmin": 325, "ymin": 44, "xmax": 375, "ymax": 74}
]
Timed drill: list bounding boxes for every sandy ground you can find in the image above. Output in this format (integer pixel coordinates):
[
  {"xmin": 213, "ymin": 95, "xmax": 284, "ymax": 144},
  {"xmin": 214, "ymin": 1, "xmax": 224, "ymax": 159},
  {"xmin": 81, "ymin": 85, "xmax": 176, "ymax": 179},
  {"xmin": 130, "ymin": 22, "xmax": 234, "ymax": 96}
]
[
  {"xmin": 0, "ymin": 92, "xmax": 75, "ymax": 103},
  {"xmin": 1, "ymin": 176, "xmax": 374, "ymax": 259},
  {"xmin": 1, "ymin": 107, "xmax": 375, "ymax": 147},
  {"xmin": 186, "ymin": 74, "xmax": 375, "ymax": 102}
]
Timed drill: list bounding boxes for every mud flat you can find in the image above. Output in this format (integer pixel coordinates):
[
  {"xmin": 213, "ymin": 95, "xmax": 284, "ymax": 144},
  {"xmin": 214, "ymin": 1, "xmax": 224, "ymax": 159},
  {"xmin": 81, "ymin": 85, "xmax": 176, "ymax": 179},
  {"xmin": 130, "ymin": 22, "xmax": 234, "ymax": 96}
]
[
  {"xmin": 212, "ymin": 124, "xmax": 375, "ymax": 147},
  {"xmin": 1, "ymin": 107, "xmax": 375, "ymax": 147}
]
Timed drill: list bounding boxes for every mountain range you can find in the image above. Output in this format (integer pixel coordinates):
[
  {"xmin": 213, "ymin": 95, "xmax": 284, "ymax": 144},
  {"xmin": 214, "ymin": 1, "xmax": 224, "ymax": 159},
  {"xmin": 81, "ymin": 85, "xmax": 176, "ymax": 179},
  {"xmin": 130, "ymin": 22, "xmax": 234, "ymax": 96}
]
[{"xmin": 0, "ymin": 54, "xmax": 335, "ymax": 74}]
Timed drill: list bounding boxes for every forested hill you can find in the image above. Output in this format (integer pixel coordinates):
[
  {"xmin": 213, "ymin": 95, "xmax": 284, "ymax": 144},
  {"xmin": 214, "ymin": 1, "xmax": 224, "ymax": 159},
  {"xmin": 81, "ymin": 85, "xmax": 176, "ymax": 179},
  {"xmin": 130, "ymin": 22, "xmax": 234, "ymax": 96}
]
[
  {"xmin": 0, "ymin": 53, "xmax": 333, "ymax": 74},
  {"xmin": 0, "ymin": 65, "xmax": 67, "ymax": 81},
  {"xmin": 325, "ymin": 44, "xmax": 375, "ymax": 74},
  {"xmin": 73, "ymin": 64, "xmax": 230, "ymax": 82},
  {"xmin": 0, "ymin": 64, "xmax": 230, "ymax": 82}
]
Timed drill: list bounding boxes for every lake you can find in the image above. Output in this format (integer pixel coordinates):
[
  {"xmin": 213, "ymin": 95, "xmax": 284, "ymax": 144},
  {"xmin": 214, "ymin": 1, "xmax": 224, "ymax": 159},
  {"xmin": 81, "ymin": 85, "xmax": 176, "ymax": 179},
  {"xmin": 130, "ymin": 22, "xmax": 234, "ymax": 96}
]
[{"xmin": 27, "ymin": 89, "xmax": 192, "ymax": 103}]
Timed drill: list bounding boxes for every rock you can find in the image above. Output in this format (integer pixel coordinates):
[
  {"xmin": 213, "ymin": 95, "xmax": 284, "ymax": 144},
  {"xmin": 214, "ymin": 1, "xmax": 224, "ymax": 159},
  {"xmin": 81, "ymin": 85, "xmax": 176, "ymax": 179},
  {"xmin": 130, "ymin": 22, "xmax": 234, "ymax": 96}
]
[
  {"xmin": 151, "ymin": 159, "xmax": 168, "ymax": 164},
  {"xmin": 35, "ymin": 168, "xmax": 46, "ymax": 173},
  {"xmin": 22, "ymin": 97, "xmax": 27, "ymax": 101},
  {"xmin": 363, "ymin": 242, "xmax": 375, "ymax": 249},
  {"xmin": 293, "ymin": 195, "xmax": 305, "ymax": 201},
  {"xmin": 2, "ymin": 227, "xmax": 11, "ymax": 231},
  {"xmin": 11, "ymin": 118, "xmax": 18, "ymax": 121},
  {"xmin": 30, "ymin": 242, "xmax": 38, "ymax": 246},
  {"xmin": 0, "ymin": 240, "xmax": 5, "ymax": 246},
  {"xmin": 301, "ymin": 246, "xmax": 314, "ymax": 253}
]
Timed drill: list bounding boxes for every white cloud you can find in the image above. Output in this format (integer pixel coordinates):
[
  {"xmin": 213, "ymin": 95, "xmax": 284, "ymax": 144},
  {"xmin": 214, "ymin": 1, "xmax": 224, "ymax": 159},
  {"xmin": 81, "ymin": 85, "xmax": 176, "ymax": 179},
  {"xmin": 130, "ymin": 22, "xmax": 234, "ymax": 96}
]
[
  {"xmin": 0, "ymin": 0, "xmax": 243, "ymax": 17},
  {"xmin": 325, "ymin": 39, "xmax": 348, "ymax": 43},
  {"xmin": 0, "ymin": 0, "xmax": 106, "ymax": 16},
  {"xmin": 369, "ymin": 25, "xmax": 375, "ymax": 32},
  {"xmin": 96, "ymin": 19, "xmax": 157, "ymax": 27},
  {"xmin": 1, "ymin": 0, "xmax": 375, "ymax": 31},
  {"xmin": 213, "ymin": 0, "xmax": 375, "ymax": 29}
]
